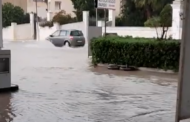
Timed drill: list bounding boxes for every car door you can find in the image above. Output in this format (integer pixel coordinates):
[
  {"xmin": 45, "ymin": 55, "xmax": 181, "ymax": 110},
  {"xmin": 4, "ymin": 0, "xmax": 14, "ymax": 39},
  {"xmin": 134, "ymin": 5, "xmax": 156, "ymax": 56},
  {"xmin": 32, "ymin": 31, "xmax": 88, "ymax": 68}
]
[
  {"xmin": 51, "ymin": 30, "xmax": 67, "ymax": 46},
  {"xmin": 49, "ymin": 30, "xmax": 60, "ymax": 43},
  {"xmin": 58, "ymin": 30, "xmax": 67, "ymax": 42}
]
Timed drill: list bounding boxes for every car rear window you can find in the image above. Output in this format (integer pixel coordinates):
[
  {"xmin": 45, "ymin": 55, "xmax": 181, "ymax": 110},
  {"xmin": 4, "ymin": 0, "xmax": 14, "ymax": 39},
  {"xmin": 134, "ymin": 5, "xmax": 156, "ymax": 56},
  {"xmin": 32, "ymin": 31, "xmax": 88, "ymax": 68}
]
[{"xmin": 70, "ymin": 31, "xmax": 83, "ymax": 36}]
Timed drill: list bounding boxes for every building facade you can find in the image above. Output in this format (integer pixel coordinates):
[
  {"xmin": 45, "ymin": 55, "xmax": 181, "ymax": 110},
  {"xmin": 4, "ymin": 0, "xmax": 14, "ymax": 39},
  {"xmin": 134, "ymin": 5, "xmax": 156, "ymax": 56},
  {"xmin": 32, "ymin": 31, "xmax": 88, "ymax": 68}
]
[
  {"xmin": 27, "ymin": 0, "xmax": 47, "ymax": 19},
  {"xmin": 27, "ymin": 0, "xmax": 123, "ymax": 20}
]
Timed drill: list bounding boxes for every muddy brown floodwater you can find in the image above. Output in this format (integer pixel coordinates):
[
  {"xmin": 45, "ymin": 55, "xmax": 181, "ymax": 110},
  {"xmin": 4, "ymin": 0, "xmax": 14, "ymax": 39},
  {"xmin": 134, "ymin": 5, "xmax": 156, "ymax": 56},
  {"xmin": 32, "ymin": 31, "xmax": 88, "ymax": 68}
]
[{"xmin": 0, "ymin": 41, "xmax": 179, "ymax": 122}]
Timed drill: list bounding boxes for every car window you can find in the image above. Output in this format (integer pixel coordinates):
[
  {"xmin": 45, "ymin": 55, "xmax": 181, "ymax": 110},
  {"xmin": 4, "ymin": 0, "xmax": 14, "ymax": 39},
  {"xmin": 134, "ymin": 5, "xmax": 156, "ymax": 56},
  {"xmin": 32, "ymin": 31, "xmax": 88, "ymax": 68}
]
[
  {"xmin": 52, "ymin": 30, "xmax": 60, "ymax": 36},
  {"xmin": 78, "ymin": 31, "xmax": 83, "ymax": 36},
  {"xmin": 70, "ymin": 30, "xmax": 83, "ymax": 36},
  {"xmin": 65, "ymin": 31, "xmax": 70, "ymax": 36},
  {"xmin": 60, "ymin": 30, "xmax": 67, "ymax": 36}
]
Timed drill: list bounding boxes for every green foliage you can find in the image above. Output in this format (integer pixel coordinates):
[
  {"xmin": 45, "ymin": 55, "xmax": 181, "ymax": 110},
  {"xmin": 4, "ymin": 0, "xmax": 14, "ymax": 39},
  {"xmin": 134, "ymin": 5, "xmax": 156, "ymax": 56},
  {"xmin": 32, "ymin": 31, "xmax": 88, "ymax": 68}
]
[
  {"xmin": 40, "ymin": 21, "xmax": 53, "ymax": 27},
  {"xmin": 91, "ymin": 36, "xmax": 180, "ymax": 71},
  {"xmin": 71, "ymin": 0, "xmax": 105, "ymax": 21},
  {"xmin": 144, "ymin": 4, "xmax": 172, "ymax": 39},
  {"xmin": 2, "ymin": 3, "xmax": 29, "ymax": 27},
  {"xmin": 119, "ymin": 0, "xmax": 174, "ymax": 26},
  {"xmin": 71, "ymin": 0, "xmax": 94, "ymax": 21},
  {"xmin": 160, "ymin": 4, "xmax": 172, "ymax": 27},
  {"xmin": 120, "ymin": 0, "xmax": 146, "ymax": 26},
  {"xmin": 144, "ymin": 16, "xmax": 160, "ymax": 27},
  {"xmin": 133, "ymin": 0, "xmax": 173, "ymax": 19}
]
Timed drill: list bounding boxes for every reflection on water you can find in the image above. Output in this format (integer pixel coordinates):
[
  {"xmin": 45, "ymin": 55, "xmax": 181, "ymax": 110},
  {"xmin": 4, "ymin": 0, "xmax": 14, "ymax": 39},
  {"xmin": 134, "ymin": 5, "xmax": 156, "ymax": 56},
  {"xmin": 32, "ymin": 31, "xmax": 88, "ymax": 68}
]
[
  {"xmin": 0, "ymin": 41, "xmax": 178, "ymax": 122},
  {"xmin": 0, "ymin": 93, "xmax": 14, "ymax": 122}
]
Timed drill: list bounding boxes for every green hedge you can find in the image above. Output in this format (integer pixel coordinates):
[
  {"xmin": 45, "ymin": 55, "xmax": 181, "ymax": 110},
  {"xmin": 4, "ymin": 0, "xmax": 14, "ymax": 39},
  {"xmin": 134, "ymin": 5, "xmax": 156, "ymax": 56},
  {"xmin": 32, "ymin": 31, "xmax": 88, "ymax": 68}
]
[{"xmin": 91, "ymin": 36, "xmax": 180, "ymax": 71}]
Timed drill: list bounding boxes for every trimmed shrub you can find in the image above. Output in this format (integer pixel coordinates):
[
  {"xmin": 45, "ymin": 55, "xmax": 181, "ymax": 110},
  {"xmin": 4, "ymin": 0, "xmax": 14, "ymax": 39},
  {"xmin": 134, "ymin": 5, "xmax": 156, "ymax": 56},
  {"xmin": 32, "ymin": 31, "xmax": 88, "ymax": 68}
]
[{"xmin": 91, "ymin": 36, "xmax": 180, "ymax": 71}]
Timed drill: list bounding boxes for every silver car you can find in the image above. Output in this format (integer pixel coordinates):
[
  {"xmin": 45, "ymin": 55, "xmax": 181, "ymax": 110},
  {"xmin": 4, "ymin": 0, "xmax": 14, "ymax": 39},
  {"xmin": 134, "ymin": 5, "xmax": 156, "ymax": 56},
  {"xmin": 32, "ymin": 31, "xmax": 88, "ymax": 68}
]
[{"xmin": 46, "ymin": 29, "xmax": 85, "ymax": 47}]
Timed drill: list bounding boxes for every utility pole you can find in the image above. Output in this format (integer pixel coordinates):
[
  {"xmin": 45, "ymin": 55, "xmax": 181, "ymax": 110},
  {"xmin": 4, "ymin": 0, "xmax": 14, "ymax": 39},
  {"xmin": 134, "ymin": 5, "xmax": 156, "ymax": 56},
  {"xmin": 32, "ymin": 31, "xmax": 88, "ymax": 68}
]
[
  {"xmin": 175, "ymin": 0, "xmax": 190, "ymax": 121},
  {"xmin": 96, "ymin": 8, "xmax": 98, "ymax": 26},
  {"xmin": 104, "ymin": 9, "xmax": 106, "ymax": 37},
  {"xmin": 35, "ymin": 0, "xmax": 39, "ymax": 41},
  {"xmin": 0, "ymin": 0, "xmax": 2, "ymax": 48},
  {"xmin": 35, "ymin": 0, "xmax": 38, "ymax": 21}
]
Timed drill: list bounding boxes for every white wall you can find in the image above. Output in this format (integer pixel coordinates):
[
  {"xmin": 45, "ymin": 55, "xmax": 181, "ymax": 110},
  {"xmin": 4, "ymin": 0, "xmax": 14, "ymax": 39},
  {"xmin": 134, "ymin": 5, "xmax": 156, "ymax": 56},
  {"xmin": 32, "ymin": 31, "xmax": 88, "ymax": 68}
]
[
  {"xmin": 3, "ymin": 26, "xmax": 12, "ymax": 41},
  {"xmin": 16, "ymin": 24, "xmax": 32, "ymax": 40},
  {"xmin": 3, "ymin": 23, "xmax": 33, "ymax": 41},
  {"xmin": 38, "ymin": 24, "xmax": 57, "ymax": 40},
  {"xmin": 2, "ymin": 23, "xmax": 180, "ymax": 41},
  {"xmin": 60, "ymin": 22, "xmax": 84, "ymax": 30},
  {"xmin": 103, "ymin": 27, "xmax": 173, "ymax": 38}
]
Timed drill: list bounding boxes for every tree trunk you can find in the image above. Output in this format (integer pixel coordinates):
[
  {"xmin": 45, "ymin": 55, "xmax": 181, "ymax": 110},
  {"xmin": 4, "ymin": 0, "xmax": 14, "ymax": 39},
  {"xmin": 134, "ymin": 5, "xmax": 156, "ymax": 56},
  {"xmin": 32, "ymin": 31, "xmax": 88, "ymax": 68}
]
[{"xmin": 145, "ymin": 5, "xmax": 152, "ymax": 19}]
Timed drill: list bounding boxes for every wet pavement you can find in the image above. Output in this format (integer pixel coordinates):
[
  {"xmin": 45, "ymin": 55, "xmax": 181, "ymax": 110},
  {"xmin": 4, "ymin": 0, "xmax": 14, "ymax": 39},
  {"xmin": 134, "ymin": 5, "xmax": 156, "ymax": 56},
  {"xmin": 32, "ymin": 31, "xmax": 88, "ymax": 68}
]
[{"xmin": 0, "ymin": 41, "xmax": 180, "ymax": 122}]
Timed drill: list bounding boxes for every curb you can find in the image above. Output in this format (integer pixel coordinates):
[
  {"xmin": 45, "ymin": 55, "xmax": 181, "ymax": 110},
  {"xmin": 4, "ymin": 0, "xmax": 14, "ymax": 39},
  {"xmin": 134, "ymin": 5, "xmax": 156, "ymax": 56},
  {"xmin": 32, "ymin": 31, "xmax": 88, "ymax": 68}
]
[
  {"xmin": 0, "ymin": 84, "xmax": 19, "ymax": 93},
  {"xmin": 97, "ymin": 63, "xmax": 176, "ymax": 74},
  {"xmin": 88, "ymin": 57, "xmax": 176, "ymax": 73}
]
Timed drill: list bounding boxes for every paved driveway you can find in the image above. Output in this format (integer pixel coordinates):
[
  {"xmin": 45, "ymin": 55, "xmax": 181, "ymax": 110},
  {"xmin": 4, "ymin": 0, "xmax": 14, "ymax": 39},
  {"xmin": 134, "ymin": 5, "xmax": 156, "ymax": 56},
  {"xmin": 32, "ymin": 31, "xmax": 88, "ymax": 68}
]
[{"xmin": 0, "ymin": 41, "xmax": 179, "ymax": 122}]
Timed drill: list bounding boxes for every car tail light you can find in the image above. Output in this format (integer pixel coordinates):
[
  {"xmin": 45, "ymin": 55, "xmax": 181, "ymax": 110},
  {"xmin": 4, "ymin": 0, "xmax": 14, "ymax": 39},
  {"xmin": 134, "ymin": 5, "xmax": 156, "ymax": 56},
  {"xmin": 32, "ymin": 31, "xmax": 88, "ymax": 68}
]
[{"xmin": 69, "ymin": 36, "xmax": 73, "ymax": 40}]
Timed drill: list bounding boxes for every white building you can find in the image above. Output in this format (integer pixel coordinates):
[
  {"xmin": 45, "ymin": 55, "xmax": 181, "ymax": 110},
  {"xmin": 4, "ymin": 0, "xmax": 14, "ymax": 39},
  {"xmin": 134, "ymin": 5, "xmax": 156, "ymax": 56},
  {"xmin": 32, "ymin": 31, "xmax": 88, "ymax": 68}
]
[{"xmin": 27, "ymin": 0, "xmax": 124, "ymax": 20}]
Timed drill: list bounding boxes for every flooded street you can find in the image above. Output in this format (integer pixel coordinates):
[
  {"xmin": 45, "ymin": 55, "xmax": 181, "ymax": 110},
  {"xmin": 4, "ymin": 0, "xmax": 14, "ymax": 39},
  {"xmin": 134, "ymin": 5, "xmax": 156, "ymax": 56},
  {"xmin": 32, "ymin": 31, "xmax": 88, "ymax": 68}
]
[{"xmin": 0, "ymin": 41, "xmax": 179, "ymax": 122}]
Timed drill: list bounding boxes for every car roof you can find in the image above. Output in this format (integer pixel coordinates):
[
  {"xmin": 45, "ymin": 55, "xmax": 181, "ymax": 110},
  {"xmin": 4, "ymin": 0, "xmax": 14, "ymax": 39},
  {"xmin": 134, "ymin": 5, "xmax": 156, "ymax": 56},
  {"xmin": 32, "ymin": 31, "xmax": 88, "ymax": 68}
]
[{"xmin": 59, "ymin": 29, "xmax": 82, "ymax": 31}]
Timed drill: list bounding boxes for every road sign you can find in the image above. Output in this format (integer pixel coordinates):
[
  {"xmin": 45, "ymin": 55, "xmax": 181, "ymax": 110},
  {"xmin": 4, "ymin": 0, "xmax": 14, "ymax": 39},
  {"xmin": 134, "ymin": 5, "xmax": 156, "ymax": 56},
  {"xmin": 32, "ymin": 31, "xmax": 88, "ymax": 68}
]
[{"xmin": 94, "ymin": 0, "xmax": 116, "ymax": 10}]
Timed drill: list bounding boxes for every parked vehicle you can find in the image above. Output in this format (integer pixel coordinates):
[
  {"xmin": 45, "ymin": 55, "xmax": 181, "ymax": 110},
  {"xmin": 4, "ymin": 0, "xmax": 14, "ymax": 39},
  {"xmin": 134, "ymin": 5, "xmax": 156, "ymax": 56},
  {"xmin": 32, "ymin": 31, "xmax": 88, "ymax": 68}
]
[{"xmin": 46, "ymin": 29, "xmax": 85, "ymax": 47}]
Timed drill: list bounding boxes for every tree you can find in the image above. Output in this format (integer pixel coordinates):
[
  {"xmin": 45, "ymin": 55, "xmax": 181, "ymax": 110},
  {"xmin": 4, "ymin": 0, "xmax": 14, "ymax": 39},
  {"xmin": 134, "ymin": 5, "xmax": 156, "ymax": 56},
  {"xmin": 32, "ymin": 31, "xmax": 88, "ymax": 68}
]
[
  {"xmin": 70, "ymin": 0, "xmax": 105, "ymax": 21},
  {"xmin": 144, "ymin": 4, "xmax": 172, "ymax": 40},
  {"xmin": 71, "ymin": 0, "xmax": 94, "ymax": 21},
  {"xmin": 133, "ymin": 0, "xmax": 174, "ymax": 19},
  {"xmin": 119, "ymin": 0, "xmax": 146, "ymax": 26},
  {"xmin": 2, "ymin": 3, "xmax": 30, "ymax": 27},
  {"xmin": 133, "ymin": 0, "xmax": 154, "ymax": 19},
  {"xmin": 52, "ymin": 10, "xmax": 76, "ymax": 25}
]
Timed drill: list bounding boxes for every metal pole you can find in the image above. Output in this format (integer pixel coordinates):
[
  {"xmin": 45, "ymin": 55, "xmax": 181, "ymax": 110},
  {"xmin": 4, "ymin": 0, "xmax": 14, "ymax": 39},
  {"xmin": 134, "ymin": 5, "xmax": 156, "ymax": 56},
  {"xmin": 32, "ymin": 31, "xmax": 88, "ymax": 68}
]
[
  {"xmin": 0, "ymin": 0, "xmax": 3, "ymax": 48},
  {"xmin": 35, "ymin": 0, "xmax": 38, "ymax": 20},
  {"xmin": 35, "ymin": 0, "xmax": 39, "ymax": 41},
  {"xmin": 96, "ymin": 8, "xmax": 98, "ymax": 26},
  {"xmin": 104, "ymin": 9, "xmax": 106, "ymax": 37},
  {"xmin": 175, "ymin": 0, "xmax": 189, "ymax": 121}
]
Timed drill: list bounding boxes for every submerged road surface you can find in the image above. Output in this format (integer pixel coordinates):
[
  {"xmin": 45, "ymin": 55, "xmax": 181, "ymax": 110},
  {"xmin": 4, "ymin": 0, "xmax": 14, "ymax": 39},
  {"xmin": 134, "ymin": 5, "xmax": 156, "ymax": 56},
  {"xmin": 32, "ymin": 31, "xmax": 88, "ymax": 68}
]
[{"xmin": 0, "ymin": 41, "xmax": 180, "ymax": 122}]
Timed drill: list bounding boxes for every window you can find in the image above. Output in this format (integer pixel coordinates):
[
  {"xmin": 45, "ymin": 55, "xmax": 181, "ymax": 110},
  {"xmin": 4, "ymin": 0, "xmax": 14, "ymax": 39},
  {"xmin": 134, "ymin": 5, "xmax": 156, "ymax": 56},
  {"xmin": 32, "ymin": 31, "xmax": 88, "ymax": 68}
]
[
  {"xmin": 70, "ymin": 30, "xmax": 83, "ymax": 36},
  {"xmin": 59, "ymin": 30, "xmax": 67, "ymax": 36},
  {"xmin": 52, "ymin": 30, "xmax": 60, "ymax": 36},
  {"xmin": 55, "ymin": 1, "xmax": 61, "ymax": 10}
]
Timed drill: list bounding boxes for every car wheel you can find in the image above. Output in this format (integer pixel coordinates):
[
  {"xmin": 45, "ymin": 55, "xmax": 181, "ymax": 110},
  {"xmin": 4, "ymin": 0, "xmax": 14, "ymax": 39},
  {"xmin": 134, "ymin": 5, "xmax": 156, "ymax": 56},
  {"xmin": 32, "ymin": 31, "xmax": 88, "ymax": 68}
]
[{"xmin": 64, "ymin": 41, "xmax": 71, "ymax": 47}]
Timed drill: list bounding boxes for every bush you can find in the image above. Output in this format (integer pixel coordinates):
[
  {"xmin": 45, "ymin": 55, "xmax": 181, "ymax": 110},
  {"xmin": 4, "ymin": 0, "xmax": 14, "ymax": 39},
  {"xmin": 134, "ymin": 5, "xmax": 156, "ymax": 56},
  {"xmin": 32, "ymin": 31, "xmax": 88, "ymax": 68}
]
[
  {"xmin": 52, "ymin": 10, "xmax": 76, "ymax": 25},
  {"xmin": 40, "ymin": 21, "xmax": 53, "ymax": 27},
  {"xmin": 91, "ymin": 36, "xmax": 180, "ymax": 71}
]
